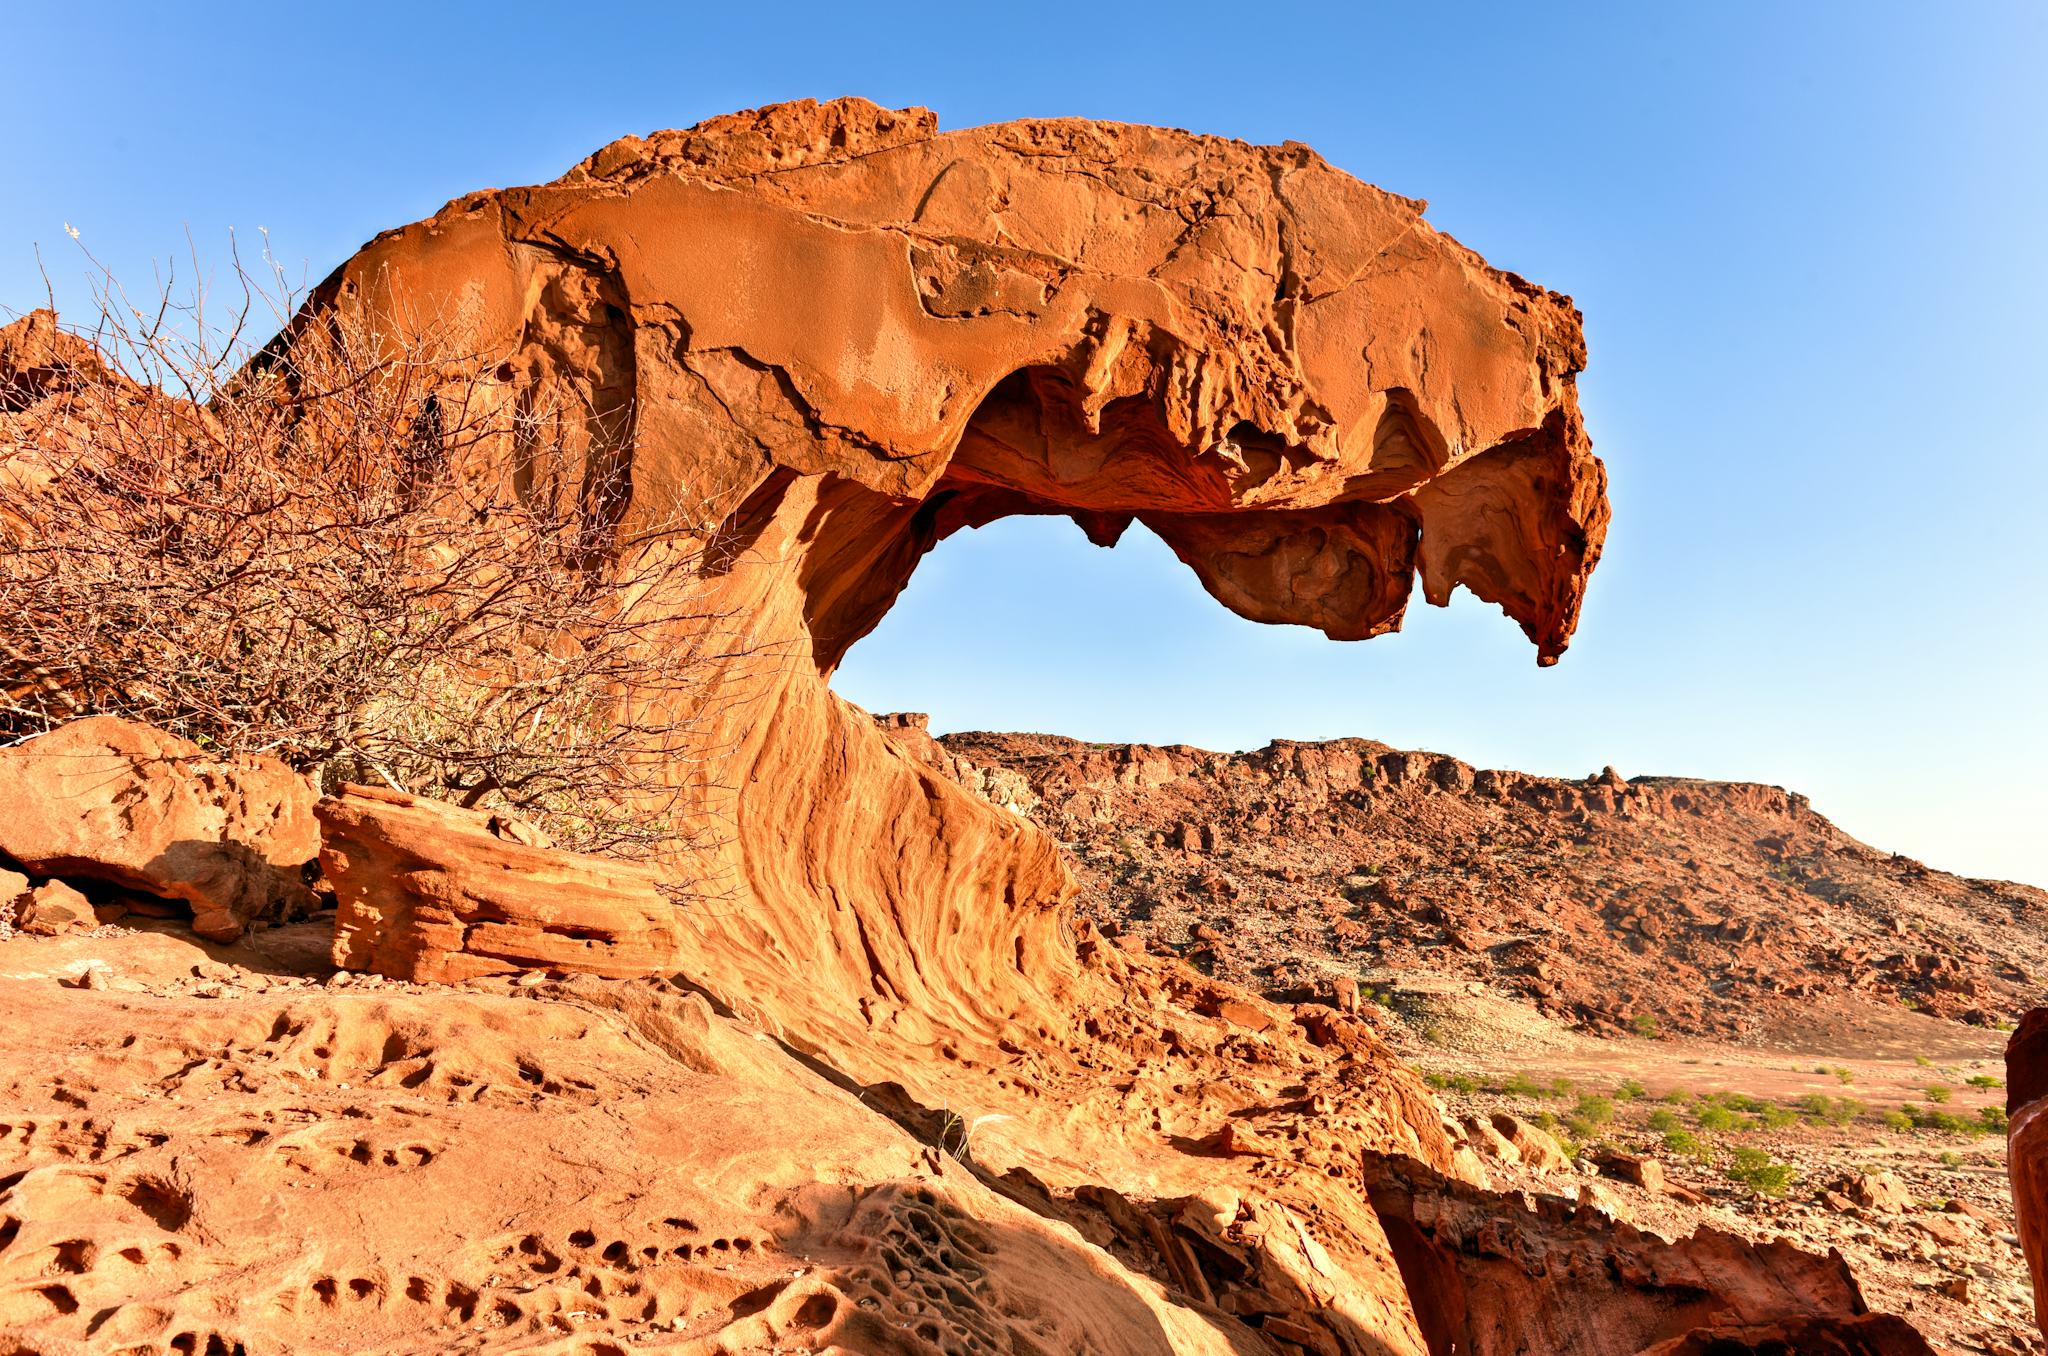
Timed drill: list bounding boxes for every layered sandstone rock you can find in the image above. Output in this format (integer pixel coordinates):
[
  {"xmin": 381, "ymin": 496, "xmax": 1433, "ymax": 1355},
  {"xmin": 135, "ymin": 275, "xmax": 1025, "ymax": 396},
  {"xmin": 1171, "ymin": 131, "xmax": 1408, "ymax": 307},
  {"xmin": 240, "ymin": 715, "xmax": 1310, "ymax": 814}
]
[
  {"xmin": 0, "ymin": 715, "xmax": 317, "ymax": 940},
  {"xmin": 2007, "ymin": 1007, "xmax": 2048, "ymax": 1333},
  {"xmin": 318, "ymin": 785, "xmax": 684, "ymax": 982}
]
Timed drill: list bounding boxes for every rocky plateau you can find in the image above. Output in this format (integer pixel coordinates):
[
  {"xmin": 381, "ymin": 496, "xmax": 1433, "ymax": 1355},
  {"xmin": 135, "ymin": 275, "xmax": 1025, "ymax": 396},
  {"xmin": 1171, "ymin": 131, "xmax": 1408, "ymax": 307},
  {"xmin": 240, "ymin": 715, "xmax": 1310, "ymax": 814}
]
[{"xmin": 902, "ymin": 723, "xmax": 2048, "ymax": 1043}]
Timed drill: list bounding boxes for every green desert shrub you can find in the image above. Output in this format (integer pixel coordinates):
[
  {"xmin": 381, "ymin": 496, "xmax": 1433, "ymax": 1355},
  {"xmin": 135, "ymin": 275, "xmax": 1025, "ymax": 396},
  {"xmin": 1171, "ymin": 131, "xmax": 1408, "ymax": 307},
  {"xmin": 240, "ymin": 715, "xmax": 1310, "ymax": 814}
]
[
  {"xmin": 1901, "ymin": 1104, "xmax": 1982, "ymax": 1136},
  {"xmin": 1724, "ymin": 1146, "xmax": 1796, "ymax": 1197},
  {"xmin": 1797, "ymin": 1094, "xmax": 1865, "ymax": 1126},
  {"xmin": 1754, "ymin": 1102, "xmax": 1801, "ymax": 1131},
  {"xmin": 1924, "ymin": 1084, "xmax": 1953, "ymax": 1103},
  {"xmin": 1572, "ymin": 1094, "xmax": 1616, "ymax": 1127},
  {"xmin": 1696, "ymin": 1104, "xmax": 1747, "ymax": 1133},
  {"xmin": 1532, "ymin": 1110, "xmax": 1580, "ymax": 1158},
  {"xmin": 1663, "ymin": 1128, "xmax": 1711, "ymax": 1160}
]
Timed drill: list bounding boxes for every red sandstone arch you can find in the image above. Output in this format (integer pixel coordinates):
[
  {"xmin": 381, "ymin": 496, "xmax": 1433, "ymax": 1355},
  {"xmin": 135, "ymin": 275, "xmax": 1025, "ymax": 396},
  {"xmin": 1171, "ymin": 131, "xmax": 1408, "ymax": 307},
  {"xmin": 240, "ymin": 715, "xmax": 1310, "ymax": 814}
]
[{"xmin": 290, "ymin": 96, "xmax": 1609, "ymax": 1085}]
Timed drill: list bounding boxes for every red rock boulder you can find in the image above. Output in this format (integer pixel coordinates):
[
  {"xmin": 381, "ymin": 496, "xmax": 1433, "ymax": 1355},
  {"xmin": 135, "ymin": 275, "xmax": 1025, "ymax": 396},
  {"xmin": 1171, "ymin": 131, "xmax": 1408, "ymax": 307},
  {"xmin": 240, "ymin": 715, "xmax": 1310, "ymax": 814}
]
[
  {"xmin": 318, "ymin": 785, "xmax": 683, "ymax": 983},
  {"xmin": 0, "ymin": 716, "xmax": 318, "ymax": 940},
  {"xmin": 14, "ymin": 879, "xmax": 95, "ymax": 936},
  {"xmin": 1836, "ymin": 1171, "xmax": 1913, "ymax": 1212}
]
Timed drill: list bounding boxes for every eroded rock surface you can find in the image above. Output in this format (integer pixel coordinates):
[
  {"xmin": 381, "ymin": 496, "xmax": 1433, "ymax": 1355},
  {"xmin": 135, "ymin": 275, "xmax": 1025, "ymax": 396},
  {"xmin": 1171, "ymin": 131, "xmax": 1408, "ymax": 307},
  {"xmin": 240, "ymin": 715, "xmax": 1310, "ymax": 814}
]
[
  {"xmin": 0, "ymin": 306, "xmax": 109, "ymax": 411},
  {"xmin": 0, "ymin": 715, "xmax": 317, "ymax": 940}
]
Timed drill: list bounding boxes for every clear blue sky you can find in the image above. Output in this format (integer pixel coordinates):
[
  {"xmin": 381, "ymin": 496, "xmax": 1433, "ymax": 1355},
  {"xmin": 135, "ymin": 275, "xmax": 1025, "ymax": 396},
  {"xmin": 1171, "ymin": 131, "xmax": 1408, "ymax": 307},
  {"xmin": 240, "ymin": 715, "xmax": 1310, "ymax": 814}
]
[{"xmin": 7, "ymin": 3, "xmax": 2045, "ymax": 884}]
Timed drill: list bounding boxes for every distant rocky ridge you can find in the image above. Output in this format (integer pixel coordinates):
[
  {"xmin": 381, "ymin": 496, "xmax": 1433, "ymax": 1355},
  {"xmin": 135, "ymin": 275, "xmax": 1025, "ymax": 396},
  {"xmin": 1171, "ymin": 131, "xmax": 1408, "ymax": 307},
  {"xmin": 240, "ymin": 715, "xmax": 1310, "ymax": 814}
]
[{"xmin": 880, "ymin": 717, "xmax": 2048, "ymax": 1039}]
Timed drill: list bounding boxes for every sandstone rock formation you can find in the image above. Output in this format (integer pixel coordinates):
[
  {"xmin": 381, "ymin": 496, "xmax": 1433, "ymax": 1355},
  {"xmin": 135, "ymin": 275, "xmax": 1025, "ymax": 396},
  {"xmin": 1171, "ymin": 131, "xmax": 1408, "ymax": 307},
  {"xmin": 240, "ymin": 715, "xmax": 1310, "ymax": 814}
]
[
  {"xmin": 320, "ymin": 784, "xmax": 685, "ymax": 981},
  {"xmin": 0, "ymin": 307, "xmax": 141, "ymax": 508},
  {"xmin": 0, "ymin": 913, "xmax": 1953, "ymax": 1356},
  {"xmin": 1838, "ymin": 1171, "xmax": 1913, "ymax": 1213},
  {"xmin": 0, "ymin": 715, "xmax": 317, "ymax": 940},
  {"xmin": 280, "ymin": 94, "xmax": 1608, "ymax": 1054},
  {"xmin": 246, "ymin": 98, "xmax": 2004, "ymax": 1355},
  {"xmin": 1593, "ymin": 1149, "xmax": 1667, "ymax": 1195},
  {"xmin": 1490, "ymin": 1112, "xmax": 1572, "ymax": 1173},
  {"xmin": 2007, "ymin": 1006, "xmax": 2048, "ymax": 1333}
]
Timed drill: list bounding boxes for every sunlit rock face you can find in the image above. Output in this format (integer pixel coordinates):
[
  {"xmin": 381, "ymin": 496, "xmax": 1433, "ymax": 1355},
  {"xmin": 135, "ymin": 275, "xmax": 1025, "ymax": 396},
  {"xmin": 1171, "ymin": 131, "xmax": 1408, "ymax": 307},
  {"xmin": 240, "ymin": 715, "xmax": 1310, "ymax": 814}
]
[{"xmin": 289, "ymin": 97, "xmax": 1608, "ymax": 1060}]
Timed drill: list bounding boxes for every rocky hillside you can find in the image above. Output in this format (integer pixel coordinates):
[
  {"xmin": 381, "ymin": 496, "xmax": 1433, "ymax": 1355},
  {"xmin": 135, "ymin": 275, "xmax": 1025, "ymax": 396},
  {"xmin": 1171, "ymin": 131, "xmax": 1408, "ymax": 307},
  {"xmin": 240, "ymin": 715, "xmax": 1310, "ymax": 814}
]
[{"xmin": 888, "ymin": 718, "xmax": 2048, "ymax": 1041}]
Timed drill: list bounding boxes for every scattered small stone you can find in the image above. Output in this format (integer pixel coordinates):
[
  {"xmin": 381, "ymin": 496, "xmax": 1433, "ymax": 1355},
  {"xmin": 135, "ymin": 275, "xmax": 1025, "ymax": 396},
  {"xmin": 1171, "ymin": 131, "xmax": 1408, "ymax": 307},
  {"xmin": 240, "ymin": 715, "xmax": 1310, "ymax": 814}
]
[{"xmin": 1914, "ymin": 1215, "xmax": 1972, "ymax": 1248}]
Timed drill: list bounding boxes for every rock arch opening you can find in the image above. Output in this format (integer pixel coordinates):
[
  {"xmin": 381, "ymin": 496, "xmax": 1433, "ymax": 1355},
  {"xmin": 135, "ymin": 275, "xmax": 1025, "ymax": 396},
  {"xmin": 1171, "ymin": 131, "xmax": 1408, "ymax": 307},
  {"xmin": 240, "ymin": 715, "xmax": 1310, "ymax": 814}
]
[{"xmin": 792, "ymin": 360, "xmax": 1589, "ymax": 689}]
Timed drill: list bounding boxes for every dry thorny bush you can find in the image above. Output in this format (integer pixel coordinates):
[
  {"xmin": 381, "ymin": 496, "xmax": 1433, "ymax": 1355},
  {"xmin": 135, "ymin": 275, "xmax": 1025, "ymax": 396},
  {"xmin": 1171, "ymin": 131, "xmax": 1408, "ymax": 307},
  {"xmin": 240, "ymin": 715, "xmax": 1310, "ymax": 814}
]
[{"xmin": 0, "ymin": 251, "xmax": 753, "ymax": 861}]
